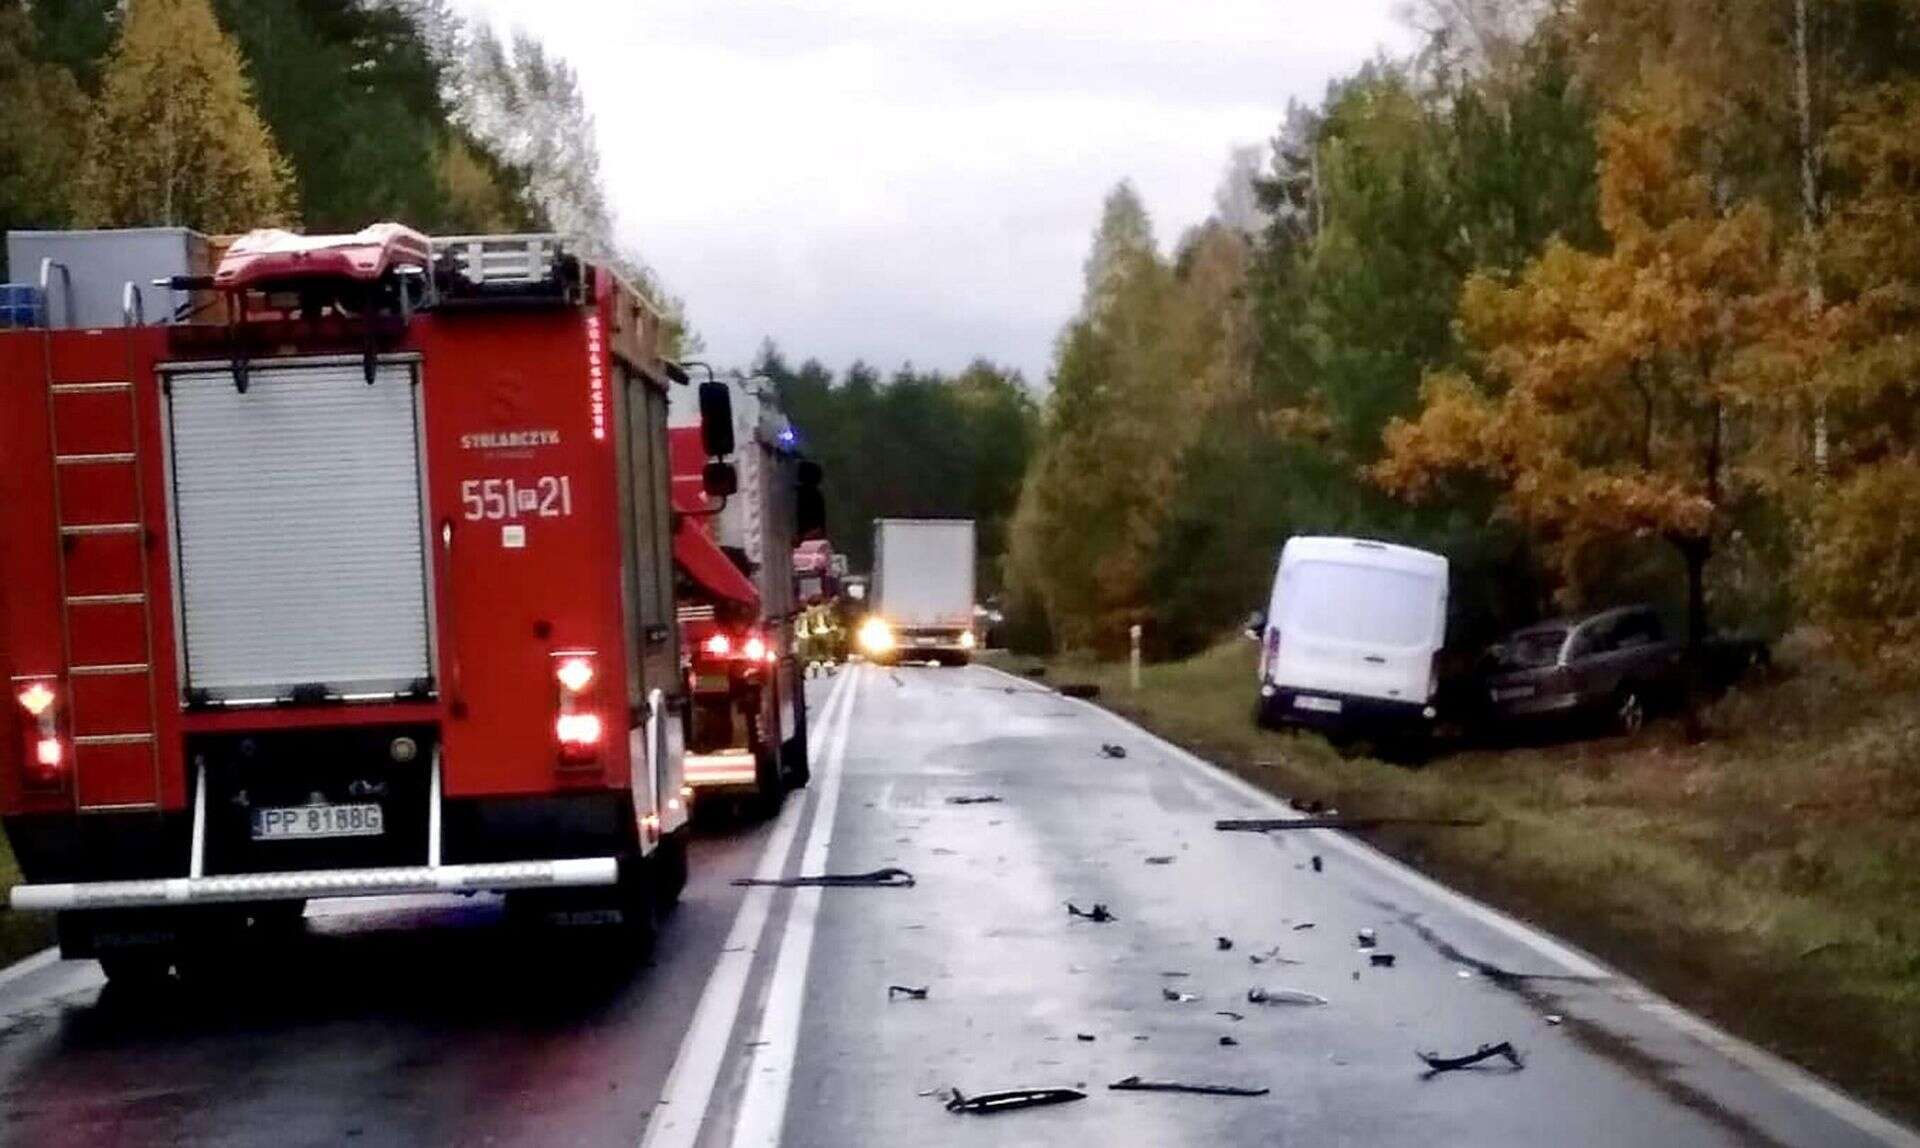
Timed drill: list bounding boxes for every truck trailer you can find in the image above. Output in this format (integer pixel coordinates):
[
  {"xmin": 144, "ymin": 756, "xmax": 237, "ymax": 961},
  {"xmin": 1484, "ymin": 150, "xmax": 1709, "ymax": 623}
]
[
  {"xmin": 0, "ymin": 225, "xmax": 721, "ymax": 981},
  {"xmin": 859, "ymin": 518, "xmax": 977, "ymax": 665}
]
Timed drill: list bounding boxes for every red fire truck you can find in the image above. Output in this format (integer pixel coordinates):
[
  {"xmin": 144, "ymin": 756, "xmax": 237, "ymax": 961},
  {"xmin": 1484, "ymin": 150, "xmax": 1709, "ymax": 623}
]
[
  {"xmin": 0, "ymin": 225, "xmax": 728, "ymax": 980},
  {"xmin": 667, "ymin": 378, "xmax": 821, "ymax": 809}
]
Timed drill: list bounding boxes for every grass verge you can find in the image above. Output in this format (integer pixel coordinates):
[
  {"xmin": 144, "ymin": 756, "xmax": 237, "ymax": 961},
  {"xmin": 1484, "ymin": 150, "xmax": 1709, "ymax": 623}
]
[
  {"xmin": 989, "ymin": 637, "xmax": 1920, "ymax": 1124},
  {"xmin": 0, "ymin": 827, "xmax": 52, "ymax": 971}
]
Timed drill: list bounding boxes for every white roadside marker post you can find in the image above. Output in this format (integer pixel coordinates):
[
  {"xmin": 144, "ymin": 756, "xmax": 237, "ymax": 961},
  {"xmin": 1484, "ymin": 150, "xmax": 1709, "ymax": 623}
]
[{"xmin": 1129, "ymin": 623, "xmax": 1142, "ymax": 692}]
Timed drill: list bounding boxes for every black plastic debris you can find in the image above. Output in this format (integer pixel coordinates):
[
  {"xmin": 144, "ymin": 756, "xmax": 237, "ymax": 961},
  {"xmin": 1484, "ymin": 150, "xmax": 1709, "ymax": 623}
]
[
  {"xmin": 1100, "ymin": 743, "xmax": 1128, "ymax": 759},
  {"xmin": 1248, "ymin": 947, "xmax": 1298, "ymax": 966},
  {"xmin": 1248, "ymin": 987, "xmax": 1328, "ymax": 1006},
  {"xmin": 888, "ymin": 984, "xmax": 930, "ymax": 1000},
  {"xmin": 1310, "ymin": 856, "xmax": 1324, "ymax": 873},
  {"xmin": 1292, "ymin": 922, "xmax": 1316, "ymax": 931},
  {"xmin": 1214, "ymin": 1010, "xmax": 1245, "ymax": 1022},
  {"xmin": 1058, "ymin": 683, "xmax": 1101, "ymax": 700},
  {"xmin": 1108, "ymin": 1076, "xmax": 1269, "ymax": 1098},
  {"xmin": 1417, "ymin": 1041, "xmax": 1524, "ymax": 1076},
  {"xmin": 946, "ymin": 794, "xmax": 1003, "ymax": 805},
  {"xmin": 1219, "ymin": 1035, "xmax": 1239, "ymax": 1047},
  {"xmin": 1357, "ymin": 928, "xmax": 1377, "ymax": 949},
  {"xmin": 1161, "ymin": 988, "xmax": 1198, "ymax": 1003},
  {"xmin": 1066, "ymin": 901, "xmax": 1116, "ymax": 923},
  {"xmin": 1217, "ymin": 816, "xmax": 1483, "ymax": 832},
  {"xmin": 734, "ymin": 867, "xmax": 916, "ymax": 889},
  {"xmin": 1370, "ymin": 953, "xmax": 1397, "ymax": 968},
  {"xmin": 1076, "ymin": 1033, "xmax": 1097, "ymax": 1042},
  {"xmin": 1144, "ymin": 855, "xmax": 1175, "ymax": 865},
  {"xmin": 946, "ymin": 1086, "xmax": 1088, "ymax": 1114},
  {"xmin": 1216, "ymin": 936, "xmax": 1234, "ymax": 951}
]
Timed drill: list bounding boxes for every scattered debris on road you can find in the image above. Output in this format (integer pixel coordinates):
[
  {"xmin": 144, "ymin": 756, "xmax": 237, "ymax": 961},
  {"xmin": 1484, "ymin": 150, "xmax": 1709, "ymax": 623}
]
[
  {"xmin": 1248, "ymin": 987, "xmax": 1329, "ymax": 1007},
  {"xmin": 1058, "ymin": 683, "xmax": 1102, "ymax": 700},
  {"xmin": 1417, "ymin": 1041, "xmax": 1524, "ymax": 1076},
  {"xmin": 1356, "ymin": 928, "xmax": 1377, "ymax": 949},
  {"xmin": 1544, "ymin": 1015, "xmax": 1564, "ymax": 1026},
  {"xmin": 1370, "ymin": 953, "xmax": 1397, "ymax": 968},
  {"xmin": 1076, "ymin": 1033, "xmax": 1097, "ymax": 1042},
  {"xmin": 1100, "ymin": 743, "xmax": 1128, "ymax": 759},
  {"xmin": 1219, "ymin": 1035, "xmax": 1239, "ymax": 1047},
  {"xmin": 1067, "ymin": 902, "xmax": 1116, "ymax": 923},
  {"xmin": 889, "ymin": 672, "xmax": 905, "ymax": 688},
  {"xmin": 945, "ymin": 794, "xmax": 1003, "ymax": 805},
  {"xmin": 946, "ymin": 1087, "xmax": 1088, "ymax": 1115},
  {"xmin": 1108, "ymin": 1076, "xmax": 1270, "ymax": 1098},
  {"xmin": 1215, "ymin": 1010, "xmax": 1245, "ymax": 1022},
  {"xmin": 1216, "ymin": 936, "xmax": 1234, "ymax": 951},
  {"xmin": 1311, "ymin": 856, "xmax": 1324, "ymax": 873},
  {"xmin": 1248, "ymin": 947, "xmax": 1299, "ymax": 965},
  {"xmin": 1216, "ymin": 816, "xmax": 1484, "ymax": 833},
  {"xmin": 1292, "ymin": 922, "xmax": 1316, "ymax": 931},
  {"xmin": 888, "ymin": 984, "xmax": 930, "ymax": 1000},
  {"xmin": 1161, "ymin": 988, "xmax": 1198, "ymax": 1003},
  {"xmin": 1144, "ymin": 855, "xmax": 1175, "ymax": 865},
  {"xmin": 734, "ymin": 867, "xmax": 917, "ymax": 889}
]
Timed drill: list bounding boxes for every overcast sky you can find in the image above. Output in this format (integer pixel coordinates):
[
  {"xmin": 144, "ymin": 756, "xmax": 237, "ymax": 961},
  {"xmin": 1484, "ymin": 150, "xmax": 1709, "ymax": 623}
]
[{"xmin": 450, "ymin": 1, "xmax": 1415, "ymax": 382}]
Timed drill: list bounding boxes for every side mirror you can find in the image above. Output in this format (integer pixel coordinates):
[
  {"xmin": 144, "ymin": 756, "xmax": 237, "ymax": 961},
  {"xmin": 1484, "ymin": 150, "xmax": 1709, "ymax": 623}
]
[
  {"xmin": 703, "ymin": 460, "xmax": 738, "ymax": 498},
  {"xmin": 1242, "ymin": 611, "xmax": 1266, "ymax": 641},
  {"xmin": 699, "ymin": 381, "xmax": 735, "ymax": 458}
]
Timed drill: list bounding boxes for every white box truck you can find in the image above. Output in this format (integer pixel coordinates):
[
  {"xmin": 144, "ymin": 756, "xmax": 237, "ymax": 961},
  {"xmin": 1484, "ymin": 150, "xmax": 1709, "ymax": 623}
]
[
  {"xmin": 1253, "ymin": 536, "xmax": 1448, "ymax": 737},
  {"xmin": 860, "ymin": 519, "xmax": 976, "ymax": 665}
]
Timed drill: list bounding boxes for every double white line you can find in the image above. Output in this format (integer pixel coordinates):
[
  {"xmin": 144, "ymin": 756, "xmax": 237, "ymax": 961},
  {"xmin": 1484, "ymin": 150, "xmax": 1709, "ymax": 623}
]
[{"xmin": 641, "ymin": 663, "xmax": 863, "ymax": 1148}]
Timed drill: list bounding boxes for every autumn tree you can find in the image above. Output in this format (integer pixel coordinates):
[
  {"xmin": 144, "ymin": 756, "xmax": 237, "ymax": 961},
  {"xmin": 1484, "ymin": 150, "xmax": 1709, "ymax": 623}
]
[
  {"xmin": 0, "ymin": 6, "xmax": 87, "ymax": 273},
  {"xmin": 74, "ymin": 0, "xmax": 295, "ymax": 231},
  {"xmin": 1375, "ymin": 87, "xmax": 1802, "ymax": 652}
]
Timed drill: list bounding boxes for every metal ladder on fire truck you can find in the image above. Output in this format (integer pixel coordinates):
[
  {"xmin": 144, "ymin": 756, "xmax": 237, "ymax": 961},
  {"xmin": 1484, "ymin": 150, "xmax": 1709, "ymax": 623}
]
[{"xmin": 37, "ymin": 260, "xmax": 163, "ymax": 813}]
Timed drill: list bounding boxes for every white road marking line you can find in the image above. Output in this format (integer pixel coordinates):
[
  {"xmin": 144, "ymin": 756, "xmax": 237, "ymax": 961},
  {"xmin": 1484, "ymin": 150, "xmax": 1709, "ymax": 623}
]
[
  {"xmin": 0, "ymin": 947, "xmax": 60, "ymax": 992},
  {"xmin": 975, "ymin": 662, "xmax": 1920, "ymax": 1147},
  {"xmin": 638, "ymin": 667, "xmax": 855, "ymax": 1148},
  {"xmin": 726, "ymin": 664, "xmax": 863, "ymax": 1148}
]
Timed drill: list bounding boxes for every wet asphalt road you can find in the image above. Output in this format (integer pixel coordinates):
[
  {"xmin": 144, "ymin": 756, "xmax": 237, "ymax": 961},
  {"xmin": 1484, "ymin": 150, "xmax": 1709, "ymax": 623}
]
[{"xmin": 1, "ymin": 663, "xmax": 1914, "ymax": 1147}]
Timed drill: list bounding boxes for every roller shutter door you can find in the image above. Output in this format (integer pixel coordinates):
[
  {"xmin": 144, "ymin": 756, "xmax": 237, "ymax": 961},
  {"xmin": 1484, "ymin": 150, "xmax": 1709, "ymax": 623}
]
[{"xmin": 165, "ymin": 360, "xmax": 432, "ymax": 702}]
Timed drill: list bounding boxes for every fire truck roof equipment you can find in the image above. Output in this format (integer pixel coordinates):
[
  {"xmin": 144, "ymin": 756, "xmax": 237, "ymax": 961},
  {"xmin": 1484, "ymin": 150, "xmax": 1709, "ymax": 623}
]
[{"xmin": 214, "ymin": 223, "xmax": 433, "ymax": 290}]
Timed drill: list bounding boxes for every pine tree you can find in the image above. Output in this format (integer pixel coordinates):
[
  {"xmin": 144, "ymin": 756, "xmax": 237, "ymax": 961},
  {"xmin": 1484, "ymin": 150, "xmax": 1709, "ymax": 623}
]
[{"xmin": 74, "ymin": 0, "xmax": 295, "ymax": 232}]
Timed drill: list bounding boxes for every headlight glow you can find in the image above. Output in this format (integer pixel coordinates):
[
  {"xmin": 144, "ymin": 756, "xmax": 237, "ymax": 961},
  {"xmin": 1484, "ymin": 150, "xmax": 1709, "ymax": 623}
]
[
  {"xmin": 959, "ymin": 630, "xmax": 976, "ymax": 649},
  {"xmin": 858, "ymin": 617, "xmax": 895, "ymax": 654}
]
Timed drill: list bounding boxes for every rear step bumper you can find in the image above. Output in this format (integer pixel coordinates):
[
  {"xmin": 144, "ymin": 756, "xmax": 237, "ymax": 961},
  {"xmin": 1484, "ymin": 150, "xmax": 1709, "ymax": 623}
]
[
  {"xmin": 8, "ymin": 857, "xmax": 619, "ymax": 912},
  {"xmin": 685, "ymin": 749, "xmax": 759, "ymax": 788}
]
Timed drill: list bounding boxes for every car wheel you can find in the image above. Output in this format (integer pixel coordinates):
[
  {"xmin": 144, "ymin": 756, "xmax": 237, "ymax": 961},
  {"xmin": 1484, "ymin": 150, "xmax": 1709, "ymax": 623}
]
[{"xmin": 1614, "ymin": 687, "xmax": 1646, "ymax": 736}]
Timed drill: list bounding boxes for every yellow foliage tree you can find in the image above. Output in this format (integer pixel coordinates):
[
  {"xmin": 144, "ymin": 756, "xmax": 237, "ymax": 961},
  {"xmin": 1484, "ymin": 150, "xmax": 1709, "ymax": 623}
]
[
  {"xmin": 74, "ymin": 0, "xmax": 295, "ymax": 232},
  {"xmin": 1374, "ymin": 86, "xmax": 1803, "ymax": 650}
]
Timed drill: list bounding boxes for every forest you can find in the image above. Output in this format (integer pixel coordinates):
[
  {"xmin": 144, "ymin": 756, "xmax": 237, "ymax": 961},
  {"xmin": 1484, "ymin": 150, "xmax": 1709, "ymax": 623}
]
[{"xmin": 1007, "ymin": 0, "xmax": 1920, "ymax": 664}]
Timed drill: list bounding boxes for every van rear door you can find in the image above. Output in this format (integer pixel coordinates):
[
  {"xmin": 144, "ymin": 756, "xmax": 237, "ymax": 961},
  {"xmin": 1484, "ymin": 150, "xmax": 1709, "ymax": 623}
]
[{"xmin": 1272, "ymin": 558, "xmax": 1442, "ymax": 704}]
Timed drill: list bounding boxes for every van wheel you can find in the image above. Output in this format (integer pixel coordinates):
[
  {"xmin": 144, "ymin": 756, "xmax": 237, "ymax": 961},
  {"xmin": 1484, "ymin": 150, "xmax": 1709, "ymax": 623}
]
[
  {"xmin": 752, "ymin": 743, "xmax": 787, "ymax": 818},
  {"xmin": 653, "ymin": 829, "xmax": 689, "ymax": 913},
  {"xmin": 1614, "ymin": 687, "xmax": 1647, "ymax": 736}
]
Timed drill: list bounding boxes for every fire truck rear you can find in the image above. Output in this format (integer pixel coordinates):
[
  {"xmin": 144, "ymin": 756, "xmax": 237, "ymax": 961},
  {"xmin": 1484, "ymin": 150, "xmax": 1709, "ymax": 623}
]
[
  {"xmin": 667, "ymin": 377, "xmax": 822, "ymax": 808},
  {"xmin": 0, "ymin": 225, "xmax": 713, "ymax": 981}
]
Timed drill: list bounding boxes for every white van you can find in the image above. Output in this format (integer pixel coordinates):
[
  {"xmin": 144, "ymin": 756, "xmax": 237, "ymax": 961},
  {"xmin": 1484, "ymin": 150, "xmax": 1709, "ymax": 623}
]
[{"xmin": 1254, "ymin": 536, "xmax": 1449, "ymax": 734}]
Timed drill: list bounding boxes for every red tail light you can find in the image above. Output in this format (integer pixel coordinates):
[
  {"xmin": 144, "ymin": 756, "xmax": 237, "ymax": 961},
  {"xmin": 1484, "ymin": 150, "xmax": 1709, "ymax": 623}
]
[
  {"xmin": 743, "ymin": 634, "xmax": 769, "ymax": 663},
  {"xmin": 1260, "ymin": 628, "xmax": 1281, "ymax": 679},
  {"xmin": 551, "ymin": 651, "xmax": 602, "ymax": 764},
  {"xmin": 16, "ymin": 677, "xmax": 66, "ymax": 786},
  {"xmin": 703, "ymin": 633, "xmax": 732, "ymax": 658}
]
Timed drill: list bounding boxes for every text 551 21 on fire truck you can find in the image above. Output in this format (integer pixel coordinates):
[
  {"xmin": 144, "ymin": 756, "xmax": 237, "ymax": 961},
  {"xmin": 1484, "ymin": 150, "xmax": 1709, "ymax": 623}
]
[{"xmin": 0, "ymin": 224, "xmax": 743, "ymax": 981}]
